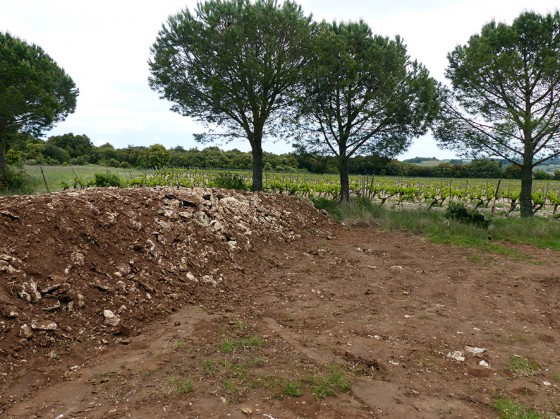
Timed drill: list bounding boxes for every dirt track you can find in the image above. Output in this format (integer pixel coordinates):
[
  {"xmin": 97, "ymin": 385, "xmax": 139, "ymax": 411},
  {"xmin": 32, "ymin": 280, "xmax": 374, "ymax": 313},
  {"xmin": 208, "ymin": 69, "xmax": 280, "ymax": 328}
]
[{"xmin": 1, "ymin": 188, "xmax": 559, "ymax": 418}]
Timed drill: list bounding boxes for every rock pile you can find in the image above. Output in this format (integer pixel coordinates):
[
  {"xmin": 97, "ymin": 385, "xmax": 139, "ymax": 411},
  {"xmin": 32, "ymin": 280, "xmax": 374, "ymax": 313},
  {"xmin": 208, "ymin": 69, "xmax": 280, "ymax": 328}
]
[{"xmin": 0, "ymin": 187, "xmax": 332, "ymax": 372}]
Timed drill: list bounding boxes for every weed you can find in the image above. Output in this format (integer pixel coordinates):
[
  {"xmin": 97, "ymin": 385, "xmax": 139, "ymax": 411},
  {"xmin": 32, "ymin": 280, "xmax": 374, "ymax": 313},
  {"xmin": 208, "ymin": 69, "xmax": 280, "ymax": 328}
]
[
  {"xmin": 235, "ymin": 319, "xmax": 248, "ymax": 330},
  {"xmin": 283, "ymin": 381, "xmax": 303, "ymax": 397},
  {"xmin": 494, "ymin": 397, "xmax": 541, "ymax": 418},
  {"xmin": 176, "ymin": 338, "xmax": 186, "ymax": 349},
  {"xmin": 201, "ymin": 358, "xmax": 217, "ymax": 373},
  {"xmin": 310, "ymin": 367, "xmax": 350, "ymax": 399},
  {"xmin": 212, "ymin": 172, "xmax": 248, "ymax": 190},
  {"xmin": 446, "ymin": 202, "xmax": 489, "ymax": 229},
  {"xmin": 0, "ymin": 165, "xmax": 39, "ymax": 195},
  {"xmin": 507, "ymin": 355, "xmax": 540, "ymax": 377},
  {"xmin": 93, "ymin": 172, "xmax": 125, "ymax": 187},
  {"xmin": 166, "ymin": 374, "xmax": 194, "ymax": 396},
  {"xmin": 220, "ymin": 336, "xmax": 265, "ymax": 353},
  {"xmin": 220, "ymin": 338, "xmax": 235, "ymax": 354}
]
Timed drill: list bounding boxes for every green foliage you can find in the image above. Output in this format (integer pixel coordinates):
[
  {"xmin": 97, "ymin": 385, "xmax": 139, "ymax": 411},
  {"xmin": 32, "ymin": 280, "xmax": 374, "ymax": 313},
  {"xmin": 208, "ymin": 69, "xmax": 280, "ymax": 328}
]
[
  {"xmin": 0, "ymin": 165, "xmax": 38, "ymax": 195},
  {"xmin": 310, "ymin": 367, "xmax": 350, "ymax": 399},
  {"xmin": 212, "ymin": 172, "xmax": 249, "ymax": 190},
  {"xmin": 494, "ymin": 397, "xmax": 541, "ymax": 419},
  {"xmin": 507, "ymin": 355, "xmax": 540, "ymax": 377},
  {"xmin": 47, "ymin": 133, "xmax": 94, "ymax": 159},
  {"xmin": 92, "ymin": 173, "xmax": 125, "ymax": 188},
  {"xmin": 148, "ymin": 0, "xmax": 313, "ymax": 190},
  {"xmin": 297, "ymin": 20, "xmax": 440, "ymax": 201},
  {"xmin": 533, "ymin": 170, "xmax": 552, "ymax": 180},
  {"xmin": 445, "ymin": 202, "xmax": 489, "ymax": 229},
  {"xmin": 0, "ymin": 32, "xmax": 78, "ymax": 177},
  {"xmin": 282, "ymin": 381, "xmax": 303, "ymax": 397},
  {"xmin": 43, "ymin": 143, "xmax": 70, "ymax": 164},
  {"xmin": 435, "ymin": 11, "xmax": 560, "ymax": 217},
  {"xmin": 220, "ymin": 336, "xmax": 265, "ymax": 354},
  {"xmin": 6, "ymin": 149, "xmax": 21, "ymax": 165},
  {"xmin": 143, "ymin": 143, "xmax": 171, "ymax": 168},
  {"xmin": 504, "ymin": 164, "xmax": 522, "ymax": 179},
  {"xmin": 310, "ymin": 197, "xmax": 343, "ymax": 221}
]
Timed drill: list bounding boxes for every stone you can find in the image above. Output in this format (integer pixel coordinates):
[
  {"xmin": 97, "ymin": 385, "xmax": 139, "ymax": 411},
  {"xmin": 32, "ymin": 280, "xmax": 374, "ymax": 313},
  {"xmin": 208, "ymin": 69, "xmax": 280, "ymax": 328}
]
[
  {"xmin": 31, "ymin": 320, "xmax": 58, "ymax": 331},
  {"xmin": 479, "ymin": 360, "xmax": 490, "ymax": 368},
  {"xmin": 71, "ymin": 250, "xmax": 86, "ymax": 267},
  {"xmin": 103, "ymin": 310, "xmax": 121, "ymax": 326},
  {"xmin": 43, "ymin": 300, "xmax": 62, "ymax": 312},
  {"xmin": 446, "ymin": 351, "xmax": 465, "ymax": 362},
  {"xmin": 17, "ymin": 281, "xmax": 42, "ymax": 303},
  {"xmin": 465, "ymin": 346, "xmax": 486, "ymax": 356},
  {"xmin": 19, "ymin": 324, "xmax": 33, "ymax": 339}
]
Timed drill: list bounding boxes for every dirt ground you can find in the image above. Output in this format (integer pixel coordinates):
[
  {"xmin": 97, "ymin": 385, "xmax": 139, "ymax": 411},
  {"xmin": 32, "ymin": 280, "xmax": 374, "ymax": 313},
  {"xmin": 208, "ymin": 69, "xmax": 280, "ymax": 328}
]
[{"xmin": 0, "ymin": 187, "xmax": 559, "ymax": 418}]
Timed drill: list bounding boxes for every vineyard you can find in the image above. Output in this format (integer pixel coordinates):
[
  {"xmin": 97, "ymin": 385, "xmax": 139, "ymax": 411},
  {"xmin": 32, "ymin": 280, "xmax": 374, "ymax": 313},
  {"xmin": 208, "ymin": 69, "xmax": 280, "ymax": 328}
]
[{"xmin": 118, "ymin": 168, "xmax": 560, "ymax": 217}]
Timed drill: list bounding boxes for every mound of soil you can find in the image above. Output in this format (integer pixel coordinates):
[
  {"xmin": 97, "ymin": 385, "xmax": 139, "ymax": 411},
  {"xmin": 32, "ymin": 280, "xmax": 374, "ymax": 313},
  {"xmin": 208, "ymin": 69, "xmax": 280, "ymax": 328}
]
[
  {"xmin": 0, "ymin": 188, "xmax": 332, "ymax": 378},
  {"xmin": 1, "ymin": 188, "xmax": 559, "ymax": 418}
]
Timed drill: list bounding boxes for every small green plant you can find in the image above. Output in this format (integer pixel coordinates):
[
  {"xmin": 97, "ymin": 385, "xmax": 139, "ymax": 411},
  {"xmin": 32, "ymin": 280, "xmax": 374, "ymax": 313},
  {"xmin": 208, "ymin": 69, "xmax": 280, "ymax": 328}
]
[
  {"xmin": 212, "ymin": 172, "xmax": 248, "ymax": 190},
  {"xmin": 507, "ymin": 355, "xmax": 540, "ymax": 377},
  {"xmin": 167, "ymin": 374, "xmax": 193, "ymax": 396},
  {"xmin": 446, "ymin": 202, "xmax": 489, "ymax": 229},
  {"xmin": 92, "ymin": 172, "xmax": 125, "ymax": 187},
  {"xmin": 494, "ymin": 397, "xmax": 541, "ymax": 418},
  {"xmin": 220, "ymin": 338, "xmax": 235, "ymax": 354},
  {"xmin": 235, "ymin": 319, "xmax": 248, "ymax": 331},
  {"xmin": 311, "ymin": 367, "xmax": 351, "ymax": 399},
  {"xmin": 201, "ymin": 358, "xmax": 217, "ymax": 373},
  {"xmin": 0, "ymin": 165, "xmax": 38, "ymax": 195},
  {"xmin": 176, "ymin": 338, "xmax": 186, "ymax": 349},
  {"xmin": 283, "ymin": 381, "xmax": 303, "ymax": 397},
  {"xmin": 220, "ymin": 336, "xmax": 265, "ymax": 354}
]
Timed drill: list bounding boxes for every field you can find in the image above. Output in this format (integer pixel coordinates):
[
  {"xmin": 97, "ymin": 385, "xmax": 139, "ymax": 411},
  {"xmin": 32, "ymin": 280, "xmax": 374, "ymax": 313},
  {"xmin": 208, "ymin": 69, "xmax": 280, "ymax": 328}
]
[
  {"xmin": 0, "ymin": 186, "xmax": 559, "ymax": 417},
  {"xmin": 21, "ymin": 164, "xmax": 560, "ymax": 217}
]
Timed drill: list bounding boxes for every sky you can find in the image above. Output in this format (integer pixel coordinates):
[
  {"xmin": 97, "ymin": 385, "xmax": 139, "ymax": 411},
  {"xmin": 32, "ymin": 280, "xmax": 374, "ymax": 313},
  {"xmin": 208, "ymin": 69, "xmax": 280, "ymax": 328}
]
[{"xmin": 1, "ymin": 1, "xmax": 559, "ymax": 160}]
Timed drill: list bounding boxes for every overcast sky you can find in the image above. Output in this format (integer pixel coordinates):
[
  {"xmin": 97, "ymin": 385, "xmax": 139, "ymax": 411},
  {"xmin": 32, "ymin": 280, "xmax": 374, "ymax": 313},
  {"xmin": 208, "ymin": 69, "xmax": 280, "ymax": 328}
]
[{"xmin": 1, "ymin": 1, "xmax": 558, "ymax": 159}]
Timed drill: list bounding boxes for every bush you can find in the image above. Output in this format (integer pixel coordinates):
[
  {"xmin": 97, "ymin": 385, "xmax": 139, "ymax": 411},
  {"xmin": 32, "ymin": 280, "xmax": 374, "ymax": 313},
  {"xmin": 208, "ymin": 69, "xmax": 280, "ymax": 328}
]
[
  {"xmin": 445, "ymin": 202, "xmax": 489, "ymax": 229},
  {"xmin": 92, "ymin": 173, "xmax": 125, "ymax": 187},
  {"xmin": 533, "ymin": 170, "xmax": 552, "ymax": 180},
  {"xmin": 211, "ymin": 172, "xmax": 249, "ymax": 190},
  {"xmin": 0, "ymin": 166, "xmax": 38, "ymax": 194}
]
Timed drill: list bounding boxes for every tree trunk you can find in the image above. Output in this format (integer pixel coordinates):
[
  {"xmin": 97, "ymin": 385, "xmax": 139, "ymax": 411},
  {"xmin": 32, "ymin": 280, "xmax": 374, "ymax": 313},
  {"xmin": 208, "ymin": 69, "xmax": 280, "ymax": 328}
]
[
  {"xmin": 251, "ymin": 144, "xmax": 263, "ymax": 192},
  {"xmin": 0, "ymin": 140, "xmax": 7, "ymax": 180},
  {"xmin": 519, "ymin": 162, "xmax": 533, "ymax": 217},
  {"xmin": 338, "ymin": 155, "xmax": 350, "ymax": 202}
]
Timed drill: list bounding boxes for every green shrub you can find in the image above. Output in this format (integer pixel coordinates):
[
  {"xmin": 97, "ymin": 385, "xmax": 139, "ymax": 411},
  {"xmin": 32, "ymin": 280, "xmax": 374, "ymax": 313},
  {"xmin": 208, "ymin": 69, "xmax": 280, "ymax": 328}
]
[
  {"xmin": 92, "ymin": 173, "xmax": 125, "ymax": 187},
  {"xmin": 0, "ymin": 166, "xmax": 38, "ymax": 195},
  {"xmin": 533, "ymin": 169, "xmax": 552, "ymax": 180},
  {"xmin": 445, "ymin": 202, "xmax": 489, "ymax": 229},
  {"xmin": 212, "ymin": 172, "xmax": 248, "ymax": 190}
]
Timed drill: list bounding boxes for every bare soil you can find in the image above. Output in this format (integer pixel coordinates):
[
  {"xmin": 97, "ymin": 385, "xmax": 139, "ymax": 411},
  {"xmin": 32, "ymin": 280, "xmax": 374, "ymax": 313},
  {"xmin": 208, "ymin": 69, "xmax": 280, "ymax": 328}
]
[{"xmin": 0, "ymin": 188, "xmax": 559, "ymax": 418}]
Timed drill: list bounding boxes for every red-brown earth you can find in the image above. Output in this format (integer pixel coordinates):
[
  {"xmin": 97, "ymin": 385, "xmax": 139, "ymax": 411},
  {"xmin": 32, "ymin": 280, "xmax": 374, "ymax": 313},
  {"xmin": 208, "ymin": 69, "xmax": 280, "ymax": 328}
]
[{"xmin": 0, "ymin": 187, "xmax": 558, "ymax": 418}]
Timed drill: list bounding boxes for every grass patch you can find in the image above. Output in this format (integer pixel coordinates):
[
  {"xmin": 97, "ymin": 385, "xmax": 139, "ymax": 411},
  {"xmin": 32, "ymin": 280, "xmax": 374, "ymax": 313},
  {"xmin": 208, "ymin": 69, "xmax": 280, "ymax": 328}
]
[
  {"xmin": 310, "ymin": 367, "xmax": 351, "ymax": 399},
  {"xmin": 507, "ymin": 355, "xmax": 540, "ymax": 377},
  {"xmin": 283, "ymin": 381, "xmax": 304, "ymax": 397},
  {"xmin": 313, "ymin": 197, "xmax": 560, "ymax": 254},
  {"xmin": 494, "ymin": 397, "xmax": 541, "ymax": 419},
  {"xmin": 167, "ymin": 374, "xmax": 193, "ymax": 396},
  {"xmin": 23, "ymin": 164, "xmax": 144, "ymax": 193},
  {"xmin": 0, "ymin": 165, "xmax": 40, "ymax": 195},
  {"xmin": 220, "ymin": 336, "xmax": 265, "ymax": 354}
]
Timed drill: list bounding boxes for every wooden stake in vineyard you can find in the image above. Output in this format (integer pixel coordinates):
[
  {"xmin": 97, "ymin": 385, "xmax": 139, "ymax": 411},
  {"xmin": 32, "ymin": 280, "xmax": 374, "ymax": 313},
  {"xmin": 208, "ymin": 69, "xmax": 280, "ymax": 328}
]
[{"xmin": 491, "ymin": 179, "xmax": 501, "ymax": 215}]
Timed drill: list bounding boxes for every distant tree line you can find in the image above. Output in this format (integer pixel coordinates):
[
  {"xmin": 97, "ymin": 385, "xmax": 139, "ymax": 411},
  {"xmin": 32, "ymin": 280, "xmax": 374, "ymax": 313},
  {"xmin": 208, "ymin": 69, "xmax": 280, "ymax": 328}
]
[{"xmin": 6, "ymin": 132, "xmax": 560, "ymax": 180}]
